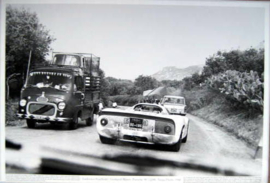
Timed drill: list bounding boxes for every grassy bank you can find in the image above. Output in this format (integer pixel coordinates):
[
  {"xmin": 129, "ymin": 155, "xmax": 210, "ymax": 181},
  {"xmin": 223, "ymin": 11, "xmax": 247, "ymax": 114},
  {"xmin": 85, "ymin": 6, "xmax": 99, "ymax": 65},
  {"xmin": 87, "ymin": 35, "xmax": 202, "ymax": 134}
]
[{"xmin": 183, "ymin": 87, "xmax": 263, "ymax": 147}]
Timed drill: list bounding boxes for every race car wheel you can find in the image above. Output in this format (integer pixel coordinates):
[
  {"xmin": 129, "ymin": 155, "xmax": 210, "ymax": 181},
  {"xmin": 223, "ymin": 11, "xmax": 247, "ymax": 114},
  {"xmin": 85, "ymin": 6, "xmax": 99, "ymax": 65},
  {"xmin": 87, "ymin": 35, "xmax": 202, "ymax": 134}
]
[
  {"xmin": 182, "ymin": 124, "xmax": 189, "ymax": 143},
  {"xmin": 182, "ymin": 133, "xmax": 188, "ymax": 143},
  {"xmin": 26, "ymin": 119, "xmax": 36, "ymax": 129},
  {"xmin": 69, "ymin": 113, "xmax": 79, "ymax": 130},
  {"xmin": 99, "ymin": 135, "xmax": 116, "ymax": 144},
  {"xmin": 169, "ymin": 131, "xmax": 182, "ymax": 152}
]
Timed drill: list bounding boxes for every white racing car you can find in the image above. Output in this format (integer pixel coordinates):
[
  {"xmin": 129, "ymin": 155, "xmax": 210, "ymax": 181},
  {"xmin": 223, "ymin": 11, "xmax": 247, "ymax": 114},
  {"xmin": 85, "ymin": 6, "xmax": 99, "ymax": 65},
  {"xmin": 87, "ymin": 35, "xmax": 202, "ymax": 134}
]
[{"xmin": 96, "ymin": 103, "xmax": 189, "ymax": 151}]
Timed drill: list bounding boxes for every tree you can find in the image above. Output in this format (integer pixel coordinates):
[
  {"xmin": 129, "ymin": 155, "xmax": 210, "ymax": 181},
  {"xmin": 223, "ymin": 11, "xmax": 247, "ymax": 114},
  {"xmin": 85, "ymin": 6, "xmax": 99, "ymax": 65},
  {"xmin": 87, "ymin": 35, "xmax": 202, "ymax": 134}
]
[
  {"xmin": 99, "ymin": 69, "xmax": 110, "ymax": 106},
  {"xmin": 105, "ymin": 77, "xmax": 134, "ymax": 96},
  {"xmin": 134, "ymin": 75, "xmax": 161, "ymax": 94},
  {"xmin": 161, "ymin": 80, "xmax": 182, "ymax": 88},
  {"xmin": 6, "ymin": 5, "xmax": 55, "ymax": 80},
  {"xmin": 201, "ymin": 48, "xmax": 264, "ymax": 79}
]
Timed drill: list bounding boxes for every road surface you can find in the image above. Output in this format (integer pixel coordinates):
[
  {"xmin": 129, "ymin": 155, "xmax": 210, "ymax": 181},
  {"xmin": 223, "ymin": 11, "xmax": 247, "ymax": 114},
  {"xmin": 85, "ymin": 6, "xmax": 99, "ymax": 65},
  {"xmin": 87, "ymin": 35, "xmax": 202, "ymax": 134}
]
[{"xmin": 5, "ymin": 112, "xmax": 262, "ymax": 176}]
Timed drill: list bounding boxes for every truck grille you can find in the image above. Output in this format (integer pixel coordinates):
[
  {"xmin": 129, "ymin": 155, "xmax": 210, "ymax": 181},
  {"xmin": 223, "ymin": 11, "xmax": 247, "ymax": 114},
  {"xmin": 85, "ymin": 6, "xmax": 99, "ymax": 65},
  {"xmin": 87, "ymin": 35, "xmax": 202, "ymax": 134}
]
[{"xmin": 28, "ymin": 103, "xmax": 56, "ymax": 116}]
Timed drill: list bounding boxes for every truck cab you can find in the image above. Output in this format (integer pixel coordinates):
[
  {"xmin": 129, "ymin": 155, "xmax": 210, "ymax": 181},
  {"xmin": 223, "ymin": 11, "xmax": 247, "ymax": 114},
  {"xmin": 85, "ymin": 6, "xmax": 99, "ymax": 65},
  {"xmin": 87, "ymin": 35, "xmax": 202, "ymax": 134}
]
[{"xmin": 17, "ymin": 52, "xmax": 101, "ymax": 129}]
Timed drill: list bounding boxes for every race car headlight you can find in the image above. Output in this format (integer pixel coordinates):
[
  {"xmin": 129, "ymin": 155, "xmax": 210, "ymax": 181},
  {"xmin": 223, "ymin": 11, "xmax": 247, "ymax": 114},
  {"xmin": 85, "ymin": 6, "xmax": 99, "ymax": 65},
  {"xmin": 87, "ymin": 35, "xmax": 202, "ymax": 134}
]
[
  {"xmin": 20, "ymin": 99, "xmax": 27, "ymax": 107},
  {"xmin": 100, "ymin": 118, "xmax": 108, "ymax": 126},
  {"xmin": 164, "ymin": 126, "xmax": 172, "ymax": 134},
  {"xmin": 58, "ymin": 102, "xmax": 66, "ymax": 110}
]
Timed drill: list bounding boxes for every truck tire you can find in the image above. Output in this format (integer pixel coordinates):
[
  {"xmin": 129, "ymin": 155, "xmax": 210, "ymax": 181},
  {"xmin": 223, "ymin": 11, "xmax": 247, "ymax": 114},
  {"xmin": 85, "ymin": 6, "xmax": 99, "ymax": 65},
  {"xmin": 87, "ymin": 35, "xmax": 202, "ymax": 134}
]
[
  {"xmin": 86, "ymin": 110, "xmax": 94, "ymax": 126},
  {"xmin": 93, "ymin": 104, "xmax": 100, "ymax": 115},
  {"xmin": 26, "ymin": 119, "xmax": 36, "ymax": 129},
  {"xmin": 99, "ymin": 135, "xmax": 116, "ymax": 144},
  {"xmin": 69, "ymin": 113, "xmax": 79, "ymax": 130}
]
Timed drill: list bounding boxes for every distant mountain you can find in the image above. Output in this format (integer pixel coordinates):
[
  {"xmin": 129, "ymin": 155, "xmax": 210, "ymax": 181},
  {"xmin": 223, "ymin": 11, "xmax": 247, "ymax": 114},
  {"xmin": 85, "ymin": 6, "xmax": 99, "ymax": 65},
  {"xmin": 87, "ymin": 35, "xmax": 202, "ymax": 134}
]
[{"xmin": 152, "ymin": 65, "xmax": 203, "ymax": 81}]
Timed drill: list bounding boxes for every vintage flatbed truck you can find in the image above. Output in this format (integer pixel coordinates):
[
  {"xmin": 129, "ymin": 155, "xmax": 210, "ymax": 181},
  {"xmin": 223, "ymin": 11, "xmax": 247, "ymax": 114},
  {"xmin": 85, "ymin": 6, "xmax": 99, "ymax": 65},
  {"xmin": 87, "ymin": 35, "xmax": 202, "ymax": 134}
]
[{"xmin": 17, "ymin": 52, "xmax": 101, "ymax": 129}]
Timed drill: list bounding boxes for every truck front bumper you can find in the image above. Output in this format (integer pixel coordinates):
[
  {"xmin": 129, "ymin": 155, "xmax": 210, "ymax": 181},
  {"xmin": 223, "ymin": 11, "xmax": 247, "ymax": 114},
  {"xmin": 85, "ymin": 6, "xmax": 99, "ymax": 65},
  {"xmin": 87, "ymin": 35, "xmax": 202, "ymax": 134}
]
[{"xmin": 17, "ymin": 113, "xmax": 72, "ymax": 123}]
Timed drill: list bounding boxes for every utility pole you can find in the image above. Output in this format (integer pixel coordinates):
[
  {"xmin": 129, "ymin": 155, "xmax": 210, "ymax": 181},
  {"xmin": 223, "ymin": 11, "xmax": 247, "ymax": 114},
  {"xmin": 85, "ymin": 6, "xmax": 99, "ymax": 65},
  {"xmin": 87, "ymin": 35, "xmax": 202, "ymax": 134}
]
[{"xmin": 25, "ymin": 50, "xmax": 32, "ymax": 84}]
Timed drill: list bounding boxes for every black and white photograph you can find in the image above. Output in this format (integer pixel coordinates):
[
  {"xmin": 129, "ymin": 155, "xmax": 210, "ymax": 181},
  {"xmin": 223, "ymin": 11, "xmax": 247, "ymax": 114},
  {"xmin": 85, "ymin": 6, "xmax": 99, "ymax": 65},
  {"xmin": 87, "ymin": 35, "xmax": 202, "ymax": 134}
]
[{"xmin": 1, "ymin": 0, "xmax": 270, "ymax": 182}]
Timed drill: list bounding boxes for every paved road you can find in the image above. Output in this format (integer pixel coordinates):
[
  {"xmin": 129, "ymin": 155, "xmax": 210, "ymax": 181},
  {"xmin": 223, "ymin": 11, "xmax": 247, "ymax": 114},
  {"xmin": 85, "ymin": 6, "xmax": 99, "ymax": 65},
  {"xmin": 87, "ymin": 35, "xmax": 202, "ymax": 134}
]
[{"xmin": 6, "ymin": 113, "xmax": 262, "ymax": 176}]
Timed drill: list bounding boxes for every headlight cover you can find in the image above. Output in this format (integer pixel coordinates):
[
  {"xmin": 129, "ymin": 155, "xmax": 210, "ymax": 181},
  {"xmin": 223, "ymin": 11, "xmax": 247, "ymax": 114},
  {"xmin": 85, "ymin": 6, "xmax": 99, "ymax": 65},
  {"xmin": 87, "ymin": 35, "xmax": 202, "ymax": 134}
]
[
  {"xmin": 164, "ymin": 126, "xmax": 172, "ymax": 133},
  {"xmin": 58, "ymin": 102, "xmax": 66, "ymax": 110},
  {"xmin": 101, "ymin": 118, "xmax": 108, "ymax": 126},
  {"xmin": 20, "ymin": 99, "xmax": 27, "ymax": 107}
]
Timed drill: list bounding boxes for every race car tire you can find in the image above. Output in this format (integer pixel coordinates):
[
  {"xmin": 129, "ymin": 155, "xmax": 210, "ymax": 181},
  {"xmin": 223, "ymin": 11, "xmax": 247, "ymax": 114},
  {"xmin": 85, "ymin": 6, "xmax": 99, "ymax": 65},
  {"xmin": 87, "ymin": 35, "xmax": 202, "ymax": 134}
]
[
  {"xmin": 182, "ymin": 133, "xmax": 188, "ymax": 143},
  {"xmin": 169, "ymin": 131, "xmax": 182, "ymax": 152},
  {"xmin": 99, "ymin": 135, "xmax": 116, "ymax": 144},
  {"xmin": 26, "ymin": 119, "xmax": 36, "ymax": 129},
  {"xmin": 182, "ymin": 124, "xmax": 189, "ymax": 143}
]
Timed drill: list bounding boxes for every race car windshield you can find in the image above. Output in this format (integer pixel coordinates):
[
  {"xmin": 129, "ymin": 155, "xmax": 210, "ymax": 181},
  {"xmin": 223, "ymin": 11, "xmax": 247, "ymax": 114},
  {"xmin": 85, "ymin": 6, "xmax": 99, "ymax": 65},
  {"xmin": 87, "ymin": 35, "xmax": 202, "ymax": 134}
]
[
  {"xmin": 53, "ymin": 54, "xmax": 80, "ymax": 67},
  {"xmin": 163, "ymin": 97, "xmax": 185, "ymax": 105},
  {"xmin": 134, "ymin": 104, "xmax": 163, "ymax": 113},
  {"xmin": 27, "ymin": 72, "xmax": 72, "ymax": 91}
]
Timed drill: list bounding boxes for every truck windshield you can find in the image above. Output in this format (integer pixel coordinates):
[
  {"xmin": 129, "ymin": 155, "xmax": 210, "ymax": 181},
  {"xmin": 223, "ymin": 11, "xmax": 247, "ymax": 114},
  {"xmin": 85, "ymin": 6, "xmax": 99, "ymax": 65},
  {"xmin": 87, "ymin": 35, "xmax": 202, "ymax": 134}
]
[
  {"xmin": 163, "ymin": 97, "xmax": 185, "ymax": 105},
  {"xmin": 53, "ymin": 54, "xmax": 80, "ymax": 67},
  {"xmin": 27, "ymin": 71, "xmax": 72, "ymax": 91}
]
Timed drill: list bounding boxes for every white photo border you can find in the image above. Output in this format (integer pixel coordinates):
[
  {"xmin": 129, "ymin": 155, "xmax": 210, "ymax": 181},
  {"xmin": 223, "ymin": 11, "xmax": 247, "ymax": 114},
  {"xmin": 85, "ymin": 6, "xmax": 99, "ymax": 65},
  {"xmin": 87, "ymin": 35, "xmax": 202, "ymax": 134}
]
[{"xmin": 1, "ymin": 0, "xmax": 269, "ymax": 182}]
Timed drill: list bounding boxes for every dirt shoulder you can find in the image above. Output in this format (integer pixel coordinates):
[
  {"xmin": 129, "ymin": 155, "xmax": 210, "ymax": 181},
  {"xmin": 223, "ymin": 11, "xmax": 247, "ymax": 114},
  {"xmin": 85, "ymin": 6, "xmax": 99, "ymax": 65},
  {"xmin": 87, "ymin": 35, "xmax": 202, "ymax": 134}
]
[{"xmin": 190, "ymin": 103, "xmax": 263, "ymax": 148}]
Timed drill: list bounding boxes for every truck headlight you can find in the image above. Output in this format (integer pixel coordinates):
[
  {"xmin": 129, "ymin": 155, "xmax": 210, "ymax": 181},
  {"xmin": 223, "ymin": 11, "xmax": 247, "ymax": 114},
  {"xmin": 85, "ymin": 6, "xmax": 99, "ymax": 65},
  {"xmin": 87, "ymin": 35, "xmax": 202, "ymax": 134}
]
[
  {"xmin": 58, "ymin": 102, "xmax": 66, "ymax": 110},
  {"xmin": 20, "ymin": 99, "xmax": 27, "ymax": 107}
]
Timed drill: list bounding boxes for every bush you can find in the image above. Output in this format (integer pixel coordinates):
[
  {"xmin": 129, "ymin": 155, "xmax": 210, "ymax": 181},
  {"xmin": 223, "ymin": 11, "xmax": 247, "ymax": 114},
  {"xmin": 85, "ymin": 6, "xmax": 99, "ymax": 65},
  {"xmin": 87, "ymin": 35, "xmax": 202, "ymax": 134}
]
[
  {"xmin": 207, "ymin": 70, "xmax": 263, "ymax": 113},
  {"xmin": 182, "ymin": 86, "xmax": 219, "ymax": 112},
  {"xmin": 6, "ymin": 100, "xmax": 19, "ymax": 125},
  {"xmin": 202, "ymin": 48, "xmax": 264, "ymax": 79}
]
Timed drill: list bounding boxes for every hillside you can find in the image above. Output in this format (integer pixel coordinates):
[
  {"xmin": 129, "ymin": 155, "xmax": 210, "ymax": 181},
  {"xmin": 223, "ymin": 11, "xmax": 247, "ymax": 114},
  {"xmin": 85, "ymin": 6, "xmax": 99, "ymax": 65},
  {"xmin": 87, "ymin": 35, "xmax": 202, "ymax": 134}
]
[
  {"xmin": 152, "ymin": 65, "xmax": 203, "ymax": 81},
  {"xmin": 182, "ymin": 87, "xmax": 263, "ymax": 147}
]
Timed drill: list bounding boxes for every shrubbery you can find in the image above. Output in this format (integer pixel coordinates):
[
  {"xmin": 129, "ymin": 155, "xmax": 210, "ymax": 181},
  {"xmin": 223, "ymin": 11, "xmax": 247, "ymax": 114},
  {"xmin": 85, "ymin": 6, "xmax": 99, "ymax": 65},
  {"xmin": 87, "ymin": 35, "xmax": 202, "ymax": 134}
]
[
  {"xmin": 207, "ymin": 70, "xmax": 263, "ymax": 113},
  {"xmin": 6, "ymin": 100, "xmax": 19, "ymax": 125},
  {"xmin": 182, "ymin": 48, "xmax": 264, "ymax": 91},
  {"xmin": 182, "ymin": 86, "xmax": 219, "ymax": 112}
]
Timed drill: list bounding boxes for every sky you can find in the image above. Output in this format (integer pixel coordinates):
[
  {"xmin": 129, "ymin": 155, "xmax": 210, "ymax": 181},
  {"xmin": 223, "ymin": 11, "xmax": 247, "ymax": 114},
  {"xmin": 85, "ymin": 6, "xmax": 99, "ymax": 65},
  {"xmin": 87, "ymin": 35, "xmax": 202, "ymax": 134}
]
[{"xmin": 11, "ymin": 2, "xmax": 265, "ymax": 80}]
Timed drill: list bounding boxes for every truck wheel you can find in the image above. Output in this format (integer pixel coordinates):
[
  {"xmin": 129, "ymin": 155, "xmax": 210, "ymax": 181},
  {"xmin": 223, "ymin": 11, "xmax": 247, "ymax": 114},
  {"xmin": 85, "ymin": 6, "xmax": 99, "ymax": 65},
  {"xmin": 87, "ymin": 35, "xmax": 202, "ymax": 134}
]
[
  {"xmin": 26, "ymin": 119, "xmax": 36, "ymax": 129},
  {"xmin": 169, "ymin": 131, "xmax": 182, "ymax": 152},
  {"xmin": 93, "ymin": 104, "xmax": 100, "ymax": 115},
  {"xmin": 86, "ymin": 110, "xmax": 94, "ymax": 126},
  {"xmin": 99, "ymin": 135, "xmax": 116, "ymax": 144},
  {"xmin": 69, "ymin": 113, "xmax": 79, "ymax": 130}
]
